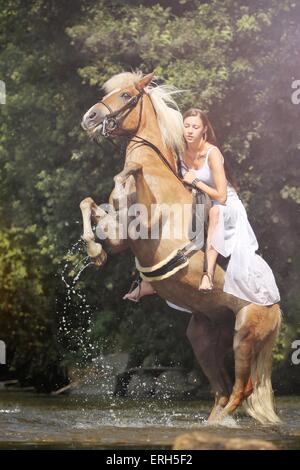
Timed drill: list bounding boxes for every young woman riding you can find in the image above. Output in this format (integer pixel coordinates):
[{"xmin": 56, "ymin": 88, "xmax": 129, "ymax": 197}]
[{"xmin": 123, "ymin": 108, "xmax": 280, "ymax": 307}]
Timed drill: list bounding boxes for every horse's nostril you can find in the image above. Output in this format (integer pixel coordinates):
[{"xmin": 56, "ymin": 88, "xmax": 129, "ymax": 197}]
[{"xmin": 89, "ymin": 112, "xmax": 97, "ymax": 119}]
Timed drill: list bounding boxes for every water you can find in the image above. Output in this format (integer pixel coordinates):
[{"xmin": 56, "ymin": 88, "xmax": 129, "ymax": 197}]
[
  {"xmin": 42, "ymin": 243, "xmax": 300, "ymax": 450},
  {"xmin": 58, "ymin": 239, "xmax": 97, "ymax": 363},
  {"xmin": 0, "ymin": 391, "xmax": 300, "ymax": 449}
]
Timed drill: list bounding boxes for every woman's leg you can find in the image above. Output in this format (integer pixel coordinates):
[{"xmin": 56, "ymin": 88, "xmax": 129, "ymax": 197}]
[
  {"xmin": 199, "ymin": 205, "xmax": 220, "ymax": 290},
  {"xmin": 123, "ymin": 279, "xmax": 156, "ymax": 301}
]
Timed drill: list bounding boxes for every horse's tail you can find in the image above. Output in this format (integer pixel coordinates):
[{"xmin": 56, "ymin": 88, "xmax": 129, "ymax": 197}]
[{"xmin": 243, "ymin": 304, "xmax": 282, "ymax": 424}]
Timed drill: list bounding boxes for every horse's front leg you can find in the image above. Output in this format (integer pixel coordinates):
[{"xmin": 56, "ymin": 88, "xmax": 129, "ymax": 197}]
[
  {"xmin": 80, "ymin": 163, "xmax": 142, "ymax": 262},
  {"xmin": 80, "ymin": 194, "xmax": 130, "ymax": 259},
  {"xmin": 80, "ymin": 197, "xmax": 108, "ymax": 266},
  {"xmin": 91, "ymin": 197, "xmax": 129, "ymax": 254}
]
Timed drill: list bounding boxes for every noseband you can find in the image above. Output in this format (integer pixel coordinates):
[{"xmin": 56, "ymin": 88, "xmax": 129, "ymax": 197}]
[{"xmin": 99, "ymin": 89, "xmax": 144, "ymax": 137}]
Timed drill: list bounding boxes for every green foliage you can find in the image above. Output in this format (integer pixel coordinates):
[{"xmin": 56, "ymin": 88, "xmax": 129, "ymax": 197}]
[{"xmin": 0, "ymin": 225, "xmax": 66, "ymax": 390}]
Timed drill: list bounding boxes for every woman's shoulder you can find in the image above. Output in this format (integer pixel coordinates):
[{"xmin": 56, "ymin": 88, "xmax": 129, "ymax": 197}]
[{"xmin": 206, "ymin": 145, "xmax": 224, "ymax": 166}]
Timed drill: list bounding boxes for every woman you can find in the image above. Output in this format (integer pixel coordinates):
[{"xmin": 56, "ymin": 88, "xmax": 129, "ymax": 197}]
[{"xmin": 123, "ymin": 108, "xmax": 280, "ymax": 306}]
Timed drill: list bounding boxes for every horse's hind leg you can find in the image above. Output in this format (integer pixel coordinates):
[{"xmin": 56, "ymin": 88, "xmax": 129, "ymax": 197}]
[
  {"xmin": 212, "ymin": 306, "xmax": 254, "ymax": 420},
  {"xmin": 243, "ymin": 376, "xmax": 254, "ymax": 398},
  {"xmin": 208, "ymin": 314, "xmax": 235, "ymax": 422},
  {"xmin": 217, "ymin": 303, "xmax": 281, "ymax": 423},
  {"xmin": 186, "ymin": 312, "xmax": 234, "ymax": 421}
]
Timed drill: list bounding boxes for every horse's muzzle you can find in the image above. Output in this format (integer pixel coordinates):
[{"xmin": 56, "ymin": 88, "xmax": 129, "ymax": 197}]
[{"xmin": 81, "ymin": 105, "xmax": 104, "ymax": 133}]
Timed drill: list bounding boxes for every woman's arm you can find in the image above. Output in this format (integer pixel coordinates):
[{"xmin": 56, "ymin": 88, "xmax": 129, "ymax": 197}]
[{"xmin": 183, "ymin": 148, "xmax": 227, "ymax": 204}]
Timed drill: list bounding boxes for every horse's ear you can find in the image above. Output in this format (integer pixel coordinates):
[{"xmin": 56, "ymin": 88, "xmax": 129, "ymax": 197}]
[{"xmin": 137, "ymin": 72, "xmax": 155, "ymax": 91}]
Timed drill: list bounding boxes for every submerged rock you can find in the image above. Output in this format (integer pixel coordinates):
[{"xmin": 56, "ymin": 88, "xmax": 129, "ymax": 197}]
[
  {"xmin": 173, "ymin": 431, "xmax": 278, "ymax": 450},
  {"xmin": 68, "ymin": 352, "xmax": 130, "ymax": 396},
  {"xmin": 154, "ymin": 370, "xmax": 195, "ymax": 399},
  {"xmin": 126, "ymin": 373, "xmax": 156, "ymax": 398}
]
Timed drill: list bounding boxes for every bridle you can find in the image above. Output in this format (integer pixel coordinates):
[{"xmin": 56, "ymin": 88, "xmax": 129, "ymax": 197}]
[{"xmin": 98, "ymin": 88, "xmax": 145, "ymax": 137}]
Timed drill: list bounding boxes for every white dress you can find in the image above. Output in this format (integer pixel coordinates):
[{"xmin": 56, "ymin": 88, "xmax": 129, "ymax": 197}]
[{"xmin": 166, "ymin": 146, "xmax": 280, "ymax": 311}]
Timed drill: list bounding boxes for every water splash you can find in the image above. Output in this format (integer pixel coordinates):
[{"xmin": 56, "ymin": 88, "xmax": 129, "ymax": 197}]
[
  {"xmin": 57, "ymin": 239, "xmax": 98, "ymax": 366},
  {"xmin": 202, "ymin": 415, "xmax": 240, "ymax": 429}
]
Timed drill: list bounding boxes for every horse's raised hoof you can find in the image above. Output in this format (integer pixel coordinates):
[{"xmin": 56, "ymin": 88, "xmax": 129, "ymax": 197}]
[
  {"xmin": 90, "ymin": 249, "xmax": 107, "ymax": 267},
  {"xmin": 82, "ymin": 238, "xmax": 107, "ymax": 267}
]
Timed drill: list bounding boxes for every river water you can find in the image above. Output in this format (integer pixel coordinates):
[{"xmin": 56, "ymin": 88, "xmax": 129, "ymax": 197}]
[{"xmin": 1, "ymin": 391, "xmax": 300, "ymax": 449}]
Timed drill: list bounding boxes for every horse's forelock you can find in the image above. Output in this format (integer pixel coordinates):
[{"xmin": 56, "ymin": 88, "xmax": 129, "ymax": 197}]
[{"xmin": 102, "ymin": 71, "xmax": 143, "ymax": 94}]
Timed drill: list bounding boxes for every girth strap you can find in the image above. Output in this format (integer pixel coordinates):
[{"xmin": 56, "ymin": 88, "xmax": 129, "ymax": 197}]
[
  {"xmin": 136, "ymin": 248, "xmax": 189, "ymax": 282},
  {"xmin": 135, "ymin": 188, "xmax": 208, "ymax": 282}
]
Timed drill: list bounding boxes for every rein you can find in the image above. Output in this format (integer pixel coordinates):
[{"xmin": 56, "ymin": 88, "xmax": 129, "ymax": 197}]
[{"xmin": 130, "ymin": 135, "xmax": 190, "ymax": 191}]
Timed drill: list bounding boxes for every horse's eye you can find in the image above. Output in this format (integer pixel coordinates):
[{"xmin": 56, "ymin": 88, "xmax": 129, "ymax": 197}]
[{"xmin": 121, "ymin": 92, "xmax": 131, "ymax": 99}]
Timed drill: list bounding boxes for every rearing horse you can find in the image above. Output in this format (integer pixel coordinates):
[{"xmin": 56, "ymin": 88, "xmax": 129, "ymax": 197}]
[{"xmin": 80, "ymin": 71, "xmax": 282, "ymax": 424}]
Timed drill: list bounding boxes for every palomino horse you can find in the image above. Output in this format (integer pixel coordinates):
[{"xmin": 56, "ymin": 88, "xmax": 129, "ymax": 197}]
[{"xmin": 80, "ymin": 71, "xmax": 282, "ymax": 424}]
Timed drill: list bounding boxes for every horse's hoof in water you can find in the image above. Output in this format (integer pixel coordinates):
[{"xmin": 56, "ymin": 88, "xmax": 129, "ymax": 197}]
[
  {"xmin": 207, "ymin": 408, "xmax": 238, "ymax": 427},
  {"xmin": 207, "ymin": 405, "xmax": 225, "ymax": 424}
]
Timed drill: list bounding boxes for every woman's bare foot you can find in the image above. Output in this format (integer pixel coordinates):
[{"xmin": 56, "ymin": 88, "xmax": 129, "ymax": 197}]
[
  {"xmin": 123, "ymin": 280, "xmax": 156, "ymax": 302},
  {"xmin": 198, "ymin": 272, "xmax": 214, "ymax": 291}
]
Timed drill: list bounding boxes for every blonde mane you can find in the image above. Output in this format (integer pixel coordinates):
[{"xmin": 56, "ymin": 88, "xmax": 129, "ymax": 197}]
[{"xmin": 103, "ymin": 72, "xmax": 185, "ymax": 154}]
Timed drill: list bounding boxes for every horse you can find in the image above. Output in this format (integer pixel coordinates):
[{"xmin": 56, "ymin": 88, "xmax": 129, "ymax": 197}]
[{"xmin": 80, "ymin": 71, "xmax": 282, "ymax": 424}]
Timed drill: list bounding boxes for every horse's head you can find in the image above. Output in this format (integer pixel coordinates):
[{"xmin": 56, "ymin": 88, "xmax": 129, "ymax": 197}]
[{"xmin": 81, "ymin": 72, "xmax": 154, "ymax": 140}]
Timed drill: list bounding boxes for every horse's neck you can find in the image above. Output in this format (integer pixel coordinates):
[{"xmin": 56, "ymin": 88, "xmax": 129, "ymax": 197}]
[
  {"xmin": 126, "ymin": 103, "xmax": 177, "ymax": 172},
  {"xmin": 120, "ymin": 99, "xmax": 194, "ymax": 266},
  {"xmin": 124, "ymin": 118, "xmax": 193, "ymax": 266},
  {"xmin": 125, "ymin": 129, "xmax": 188, "ymax": 206}
]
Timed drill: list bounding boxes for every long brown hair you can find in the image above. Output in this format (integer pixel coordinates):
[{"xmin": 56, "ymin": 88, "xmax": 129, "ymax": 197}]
[{"xmin": 182, "ymin": 108, "xmax": 238, "ymax": 191}]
